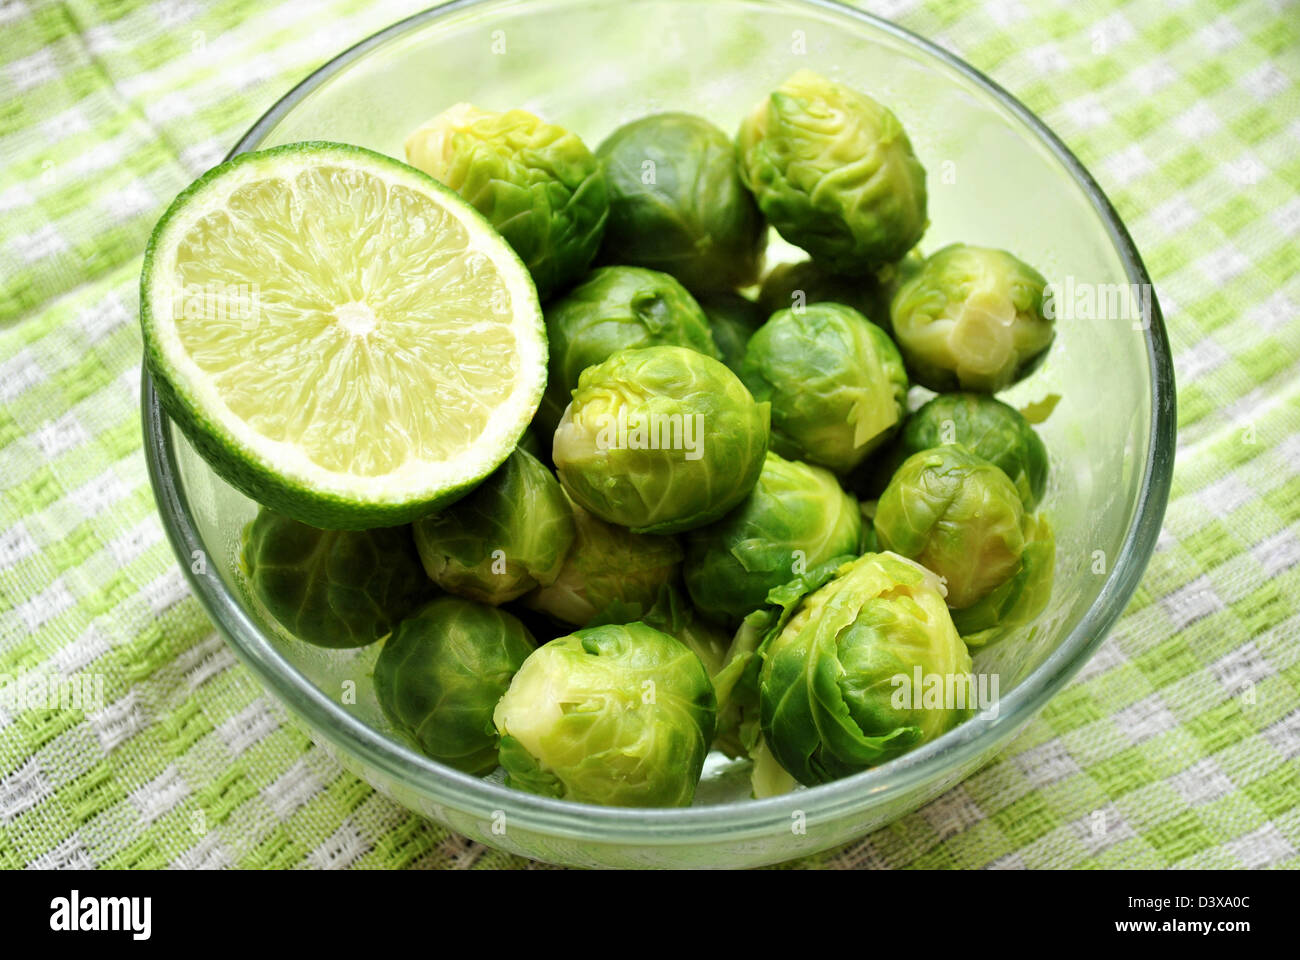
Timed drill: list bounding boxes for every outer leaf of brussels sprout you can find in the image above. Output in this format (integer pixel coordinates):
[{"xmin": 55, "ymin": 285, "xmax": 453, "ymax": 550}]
[
  {"xmin": 374, "ymin": 597, "xmax": 535, "ymax": 774},
  {"xmin": 553, "ymin": 345, "xmax": 770, "ymax": 534},
  {"xmin": 684, "ymin": 451, "xmax": 862, "ymax": 626},
  {"xmin": 737, "ymin": 71, "xmax": 928, "ymax": 273},
  {"xmin": 412, "ymin": 448, "xmax": 575, "ymax": 605},
  {"xmin": 538, "ymin": 266, "xmax": 721, "ymax": 432},
  {"xmin": 873, "ymin": 444, "xmax": 1026, "ymax": 609},
  {"xmin": 596, "ymin": 112, "xmax": 766, "ymax": 293},
  {"xmin": 951, "ymin": 514, "xmax": 1055, "ymax": 647},
  {"xmin": 404, "ymin": 103, "xmax": 608, "ymax": 300},
  {"xmin": 698, "ymin": 292, "xmax": 766, "ymax": 374},
  {"xmin": 739, "ymin": 302, "xmax": 907, "ymax": 474},
  {"xmin": 759, "ymin": 552, "xmax": 972, "ymax": 786},
  {"xmin": 523, "ymin": 492, "xmax": 682, "ymax": 627},
  {"xmin": 890, "ymin": 243, "xmax": 1054, "ymax": 392},
  {"xmin": 1018, "ymin": 393, "xmax": 1061, "ymax": 425},
  {"xmin": 241, "ymin": 509, "xmax": 432, "ymax": 648},
  {"xmin": 710, "ymin": 614, "xmax": 768, "ymax": 754},
  {"xmin": 749, "ymin": 738, "xmax": 798, "ymax": 798},
  {"xmin": 903, "ymin": 393, "xmax": 1048, "ymax": 508},
  {"xmin": 493, "ymin": 623, "xmax": 717, "ymax": 807},
  {"xmin": 496, "ymin": 734, "xmax": 566, "ymax": 797},
  {"xmin": 710, "ymin": 554, "xmax": 854, "ymax": 759}
]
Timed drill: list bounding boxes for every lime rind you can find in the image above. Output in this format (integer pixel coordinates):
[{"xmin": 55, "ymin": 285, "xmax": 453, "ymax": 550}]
[{"xmin": 141, "ymin": 141, "xmax": 546, "ymax": 529}]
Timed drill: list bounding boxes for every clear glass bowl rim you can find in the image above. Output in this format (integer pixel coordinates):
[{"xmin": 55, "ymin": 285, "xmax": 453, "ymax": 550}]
[{"xmin": 141, "ymin": 0, "xmax": 1177, "ymax": 847}]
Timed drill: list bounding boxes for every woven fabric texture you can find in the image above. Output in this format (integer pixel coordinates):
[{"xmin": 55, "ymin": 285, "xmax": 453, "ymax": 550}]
[{"xmin": 0, "ymin": 0, "xmax": 1297, "ymax": 869}]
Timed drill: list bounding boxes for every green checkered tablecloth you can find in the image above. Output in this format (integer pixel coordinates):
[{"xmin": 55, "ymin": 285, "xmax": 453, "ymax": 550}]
[{"xmin": 1, "ymin": 0, "xmax": 1297, "ymax": 870}]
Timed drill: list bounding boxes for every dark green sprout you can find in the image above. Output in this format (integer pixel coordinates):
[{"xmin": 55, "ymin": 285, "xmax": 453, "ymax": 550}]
[
  {"xmin": 412, "ymin": 448, "xmax": 575, "ymax": 605},
  {"xmin": 241, "ymin": 508, "xmax": 431, "ymax": 648},
  {"xmin": 374, "ymin": 596, "xmax": 535, "ymax": 774},
  {"xmin": 698, "ymin": 292, "xmax": 766, "ymax": 374},
  {"xmin": 684, "ymin": 451, "xmax": 862, "ymax": 626},
  {"xmin": 537, "ymin": 265, "xmax": 719, "ymax": 432},
  {"xmin": 857, "ymin": 392, "xmax": 1049, "ymax": 507},
  {"xmin": 596, "ymin": 112, "xmax": 765, "ymax": 293}
]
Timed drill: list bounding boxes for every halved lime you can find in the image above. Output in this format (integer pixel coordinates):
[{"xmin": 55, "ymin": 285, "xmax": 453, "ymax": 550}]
[{"xmin": 141, "ymin": 141, "xmax": 546, "ymax": 529}]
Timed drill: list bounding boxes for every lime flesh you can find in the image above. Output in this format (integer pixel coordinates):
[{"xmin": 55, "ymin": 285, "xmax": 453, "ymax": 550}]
[{"xmin": 141, "ymin": 142, "xmax": 546, "ymax": 528}]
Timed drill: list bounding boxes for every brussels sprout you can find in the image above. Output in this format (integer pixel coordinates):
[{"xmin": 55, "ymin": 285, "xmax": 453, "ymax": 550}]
[
  {"xmin": 950, "ymin": 514, "xmax": 1055, "ymax": 647},
  {"xmin": 873, "ymin": 444, "xmax": 1026, "ymax": 610},
  {"xmin": 494, "ymin": 622, "xmax": 717, "ymax": 806},
  {"xmin": 854, "ymin": 391, "xmax": 1050, "ymax": 504},
  {"xmin": 241, "ymin": 509, "xmax": 431, "ymax": 648},
  {"xmin": 374, "ymin": 596, "xmax": 535, "ymax": 773},
  {"xmin": 758, "ymin": 552, "xmax": 972, "ymax": 785},
  {"xmin": 404, "ymin": 103, "xmax": 608, "ymax": 299},
  {"xmin": 757, "ymin": 260, "xmax": 891, "ymax": 328},
  {"xmin": 749, "ymin": 741, "xmax": 798, "ymax": 799},
  {"xmin": 737, "ymin": 70, "xmax": 928, "ymax": 274},
  {"xmin": 907, "ymin": 393, "xmax": 1048, "ymax": 508},
  {"xmin": 684, "ymin": 451, "xmax": 863, "ymax": 626},
  {"xmin": 739, "ymin": 302, "xmax": 906, "ymax": 474},
  {"xmin": 698, "ymin": 293, "xmax": 766, "ymax": 374},
  {"xmin": 596, "ymin": 112, "xmax": 765, "ymax": 293},
  {"xmin": 412, "ymin": 448, "xmax": 575, "ymax": 605},
  {"xmin": 538, "ymin": 266, "xmax": 721, "ymax": 431},
  {"xmin": 524, "ymin": 492, "xmax": 682, "ymax": 626},
  {"xmin": 890, "ymin": 244, "xmax": 1054, "ymax": 392},
  {"xmin": 554, "ymin": 345, "xmax": 770, "ymax": 534}
]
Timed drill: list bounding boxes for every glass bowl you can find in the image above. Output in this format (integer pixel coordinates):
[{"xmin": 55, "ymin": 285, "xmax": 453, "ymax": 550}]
[{"xmin": 142, "ymin": 0, "xmax": 1176, "ymax": 868}]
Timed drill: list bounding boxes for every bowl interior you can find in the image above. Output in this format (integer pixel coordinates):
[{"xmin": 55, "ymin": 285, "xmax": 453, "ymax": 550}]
[{"xmin": 149, "ymin": 0, "xmax": 1170, "ymax": 861}]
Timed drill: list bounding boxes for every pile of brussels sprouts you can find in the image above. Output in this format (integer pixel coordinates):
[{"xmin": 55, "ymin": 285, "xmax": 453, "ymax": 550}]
[{"xmin": 242, "ymin": 70, "xmax": 1059, "ymax": 808}]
